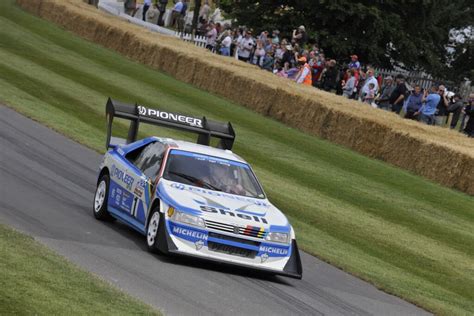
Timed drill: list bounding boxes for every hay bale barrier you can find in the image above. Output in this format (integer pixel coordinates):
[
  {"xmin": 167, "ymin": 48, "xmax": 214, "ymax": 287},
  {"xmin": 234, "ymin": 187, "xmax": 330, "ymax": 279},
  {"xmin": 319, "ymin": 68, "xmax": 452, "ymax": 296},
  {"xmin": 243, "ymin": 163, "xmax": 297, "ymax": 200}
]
[{"xmin": 16, "ymin": 0, "xmax": 474, "ymax": 195}]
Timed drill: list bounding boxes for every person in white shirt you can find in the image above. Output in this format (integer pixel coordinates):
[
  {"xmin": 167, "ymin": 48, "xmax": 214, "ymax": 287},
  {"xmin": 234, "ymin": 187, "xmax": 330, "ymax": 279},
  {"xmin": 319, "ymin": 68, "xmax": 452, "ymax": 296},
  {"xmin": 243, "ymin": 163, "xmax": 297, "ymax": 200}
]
[
  {"xmin": 237, "ymin": 31, "xmax": 255, "ymax": 62},
  {"xmin": 220, "ymin": 31, "xmax": 232, "ymax": 56},
  {"xmin": 361, "ymin": 68, "xmax": 378, "ymax": 100}
]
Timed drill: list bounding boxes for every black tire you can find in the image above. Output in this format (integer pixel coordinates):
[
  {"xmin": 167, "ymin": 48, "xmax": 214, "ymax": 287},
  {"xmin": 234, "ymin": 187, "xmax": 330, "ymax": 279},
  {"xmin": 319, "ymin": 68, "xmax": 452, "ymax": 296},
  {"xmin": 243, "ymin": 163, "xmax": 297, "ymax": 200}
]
[
  {"xmin": 146, "ymin": 208, "xmax": 166, "ymax": 254},
  {"xmin": 93, "ymin": 174, "xmax": 114, "ymax": 221}
]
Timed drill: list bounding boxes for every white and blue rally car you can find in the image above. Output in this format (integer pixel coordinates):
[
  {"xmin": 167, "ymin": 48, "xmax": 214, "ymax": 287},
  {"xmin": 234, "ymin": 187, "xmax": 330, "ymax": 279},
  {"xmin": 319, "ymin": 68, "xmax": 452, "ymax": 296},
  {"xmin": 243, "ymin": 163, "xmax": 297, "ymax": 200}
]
[{"xmin": 93, "ymin": 99, "xmax": 302, "ymax": 278}]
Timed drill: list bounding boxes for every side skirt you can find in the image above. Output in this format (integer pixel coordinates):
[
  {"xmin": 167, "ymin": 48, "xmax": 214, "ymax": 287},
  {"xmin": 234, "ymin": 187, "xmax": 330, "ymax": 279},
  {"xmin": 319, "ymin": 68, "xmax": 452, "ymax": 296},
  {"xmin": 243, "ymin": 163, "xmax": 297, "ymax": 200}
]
[{"xmin": 108, "ymin": 206, "xmax": 146, "ymax": 234}]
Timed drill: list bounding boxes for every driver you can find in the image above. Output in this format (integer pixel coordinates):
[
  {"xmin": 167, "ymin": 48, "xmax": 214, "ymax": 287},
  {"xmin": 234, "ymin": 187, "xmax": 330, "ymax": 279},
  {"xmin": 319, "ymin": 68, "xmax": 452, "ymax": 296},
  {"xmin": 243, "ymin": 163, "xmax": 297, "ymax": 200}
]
[{"xmin": 204, "ymin": 163, "xmax": 245, "ymax": 195}]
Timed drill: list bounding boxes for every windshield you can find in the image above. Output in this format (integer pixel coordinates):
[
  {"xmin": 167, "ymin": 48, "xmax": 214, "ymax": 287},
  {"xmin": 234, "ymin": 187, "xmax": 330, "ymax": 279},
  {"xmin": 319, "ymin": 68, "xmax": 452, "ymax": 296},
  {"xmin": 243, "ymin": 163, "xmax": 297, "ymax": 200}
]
[{"xmin": 163, "ymin": 150, "xmax": 265, "ymax": 199}]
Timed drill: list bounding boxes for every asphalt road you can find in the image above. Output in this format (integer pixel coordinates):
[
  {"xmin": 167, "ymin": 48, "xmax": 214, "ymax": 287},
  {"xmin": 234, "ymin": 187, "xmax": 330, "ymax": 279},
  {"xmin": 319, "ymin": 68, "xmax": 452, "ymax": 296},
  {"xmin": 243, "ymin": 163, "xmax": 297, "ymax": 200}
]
[{"xmin": 0, "ymin": 106, "xmax": 431, "ymax": 316}]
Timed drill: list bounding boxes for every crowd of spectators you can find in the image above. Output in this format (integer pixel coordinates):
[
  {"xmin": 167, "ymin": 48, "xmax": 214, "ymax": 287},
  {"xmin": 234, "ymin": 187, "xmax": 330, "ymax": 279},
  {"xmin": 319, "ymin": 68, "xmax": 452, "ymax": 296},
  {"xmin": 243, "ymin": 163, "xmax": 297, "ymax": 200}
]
[
  {"xmin": 124, "ymin": 1, "xmax": 474, "ymax": 137},
  {"xmin": 197, "ymin": 22, "xmax": 474, "ymax": 136}
]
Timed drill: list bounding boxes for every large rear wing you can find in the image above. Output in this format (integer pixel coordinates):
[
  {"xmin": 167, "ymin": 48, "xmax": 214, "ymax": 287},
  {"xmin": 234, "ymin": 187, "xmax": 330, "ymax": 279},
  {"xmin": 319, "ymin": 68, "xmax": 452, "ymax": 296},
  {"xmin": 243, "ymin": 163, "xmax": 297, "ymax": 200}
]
[{"xmin": 105, "ymin": 98, "xmax": 235, "ymax": 150}]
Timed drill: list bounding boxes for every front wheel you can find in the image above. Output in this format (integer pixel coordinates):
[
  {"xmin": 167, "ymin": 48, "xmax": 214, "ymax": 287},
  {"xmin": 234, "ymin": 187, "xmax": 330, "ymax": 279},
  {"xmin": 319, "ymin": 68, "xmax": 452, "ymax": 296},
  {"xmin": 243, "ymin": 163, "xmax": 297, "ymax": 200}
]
[
  {"xmin": 147, "ymin": 208, "xmax": 165, "ymax": 254},
  {"xmin": 93, "ymin": 174, "xmax": 113, "ymax": 221}
]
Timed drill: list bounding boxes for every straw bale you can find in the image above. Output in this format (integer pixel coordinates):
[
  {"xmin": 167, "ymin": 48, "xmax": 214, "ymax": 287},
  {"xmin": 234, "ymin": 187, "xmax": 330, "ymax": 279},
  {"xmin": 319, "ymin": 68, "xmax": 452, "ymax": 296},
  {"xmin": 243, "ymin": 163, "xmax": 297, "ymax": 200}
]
[
  {"xmin": 16, "ymin": 0, "xmax": 474, "ymax": 195},
  {"xmin": 16, "ymin": 0, "xmax": 41, "ymax": 14}
]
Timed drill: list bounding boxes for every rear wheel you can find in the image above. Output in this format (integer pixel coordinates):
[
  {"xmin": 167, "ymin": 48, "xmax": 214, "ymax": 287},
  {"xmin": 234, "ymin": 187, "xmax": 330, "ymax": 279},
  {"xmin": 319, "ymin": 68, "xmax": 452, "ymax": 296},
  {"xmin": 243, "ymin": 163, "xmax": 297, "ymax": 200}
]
[
  {"xmin": 93, "ymin": 174, "xmax": 113, "ymax": 221},
  {"xmin": 147, "ymin": 208, "xmax": 163, "ymax": 253}
]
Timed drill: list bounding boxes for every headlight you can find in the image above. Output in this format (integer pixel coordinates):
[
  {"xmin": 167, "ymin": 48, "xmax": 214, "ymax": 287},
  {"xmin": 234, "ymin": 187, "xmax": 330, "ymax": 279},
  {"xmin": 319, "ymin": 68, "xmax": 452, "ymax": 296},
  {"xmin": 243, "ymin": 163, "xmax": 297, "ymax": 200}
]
[
  {"xmin": 265, "ymin": 232, "xmax": 289, "ymax": 244},
  {"xmin": 173, "ymin": 210, "xmax": 205, "ymax": 228}
]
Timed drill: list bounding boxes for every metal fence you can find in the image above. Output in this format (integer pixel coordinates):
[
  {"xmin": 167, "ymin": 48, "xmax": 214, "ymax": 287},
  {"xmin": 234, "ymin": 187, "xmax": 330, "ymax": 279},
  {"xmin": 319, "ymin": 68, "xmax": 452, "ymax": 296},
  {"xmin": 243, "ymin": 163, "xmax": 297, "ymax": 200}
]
[
  {"xmin": 373, "ymin": 67, "xmax": 474, "ymax": 100},
  {"xmin": 373, "ymin": 67, "xmax": 449, "ymax": 91}
]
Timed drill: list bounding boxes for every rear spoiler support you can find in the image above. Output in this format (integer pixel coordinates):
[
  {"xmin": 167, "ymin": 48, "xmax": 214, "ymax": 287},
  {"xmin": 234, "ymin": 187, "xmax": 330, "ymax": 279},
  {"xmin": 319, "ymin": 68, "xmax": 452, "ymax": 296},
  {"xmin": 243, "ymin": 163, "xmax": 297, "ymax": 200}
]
[{"xmin": 105, "ymin": 98, "xmax": 235, "ymax": 150}]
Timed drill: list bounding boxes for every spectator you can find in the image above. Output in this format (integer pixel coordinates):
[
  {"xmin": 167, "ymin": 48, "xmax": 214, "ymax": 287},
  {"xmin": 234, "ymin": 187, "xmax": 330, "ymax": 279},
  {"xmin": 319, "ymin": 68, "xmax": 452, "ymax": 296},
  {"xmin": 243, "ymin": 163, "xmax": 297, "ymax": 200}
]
[
  {"xmin": 141, "ymin": 0, "xmax": 151, "ymax": 21},
  {"xmin": 264, "ymin": 38, "xmax": 273, "ymax": 52},
  {"xmin": 463, "ymin": 94, "xmax": 474, "ymax": 137},
  {"xmin": 276, "ymin": 62, "xmax": 289, "ymax": 78},
  {"xmin": 364, "ymin": 83, "xmax": 376, "ymax": 105},
  {"xmin": 447, "ymin": 94, "xmax": 464, "ymax": 129},
  {"xmin": 293, "ymin": 44, "xmax": 302, "ymax": 59},
  {"xmin": 171, "ymin": 0, "xmax": 183, "ymax": 29},
  {"xmin": 215, "ymin": 22, "xmax": 222, "ymax": 35},
  {"xmin": 198, "ymin": 20, "xmax": 209, "ymax": 36},
  {"xmin": 210, "ymin": 7, "xmax": 223, "ymax": 23},
  {"xmin": 295, "ymin": 57, "xmax": 312, "ymax": 86},
  {"xmin": 404, "ymin": 85, "xmax": 423, "ymax": 120},
  {"xmin": 274, "ymin": 43, "xmax": 284, "ymax": 61},
  {"xmin": 220, "ymin": 30, "xmax": 232, "ymax": 56},
  {"xmin": 356, "ymin": 70, "xmax": 366, "ymax": 97},
  {"xmin": 389, "ymin": 74, "xmax": 408, "ymax": 114},
  {"xmin": 281, "ymin": 44, "xmax": 294, "ymax": 67},
  {"xmin": 258, "ymin": 31, "xmax": 269, "ymax": 43},
  {"xmin": 155, "ymin": 0, "xmax": 168, "ymax": 25},
  {"xmin": 237, "ymin": 31, "xmax": 255, "ymax": 62},
  {"xmin": 286, "ymin": 64, "xmax": 300, "ymax": 79},
  {"xmin": 416, "ymin": 86, "xmax": 440, "ymax": 125},
  {"xmin": 262, "ymin": 50, "xmax": 274, "ymax": 72},
  {"xmin": 177, "ymin": 0, "xmax": 188, "ymax": 32},
  {"xmin": 216, "ymin": 24, "xmax": 226, "ymax": 38},
  {"xmin": 376, "ymin": 76, "xmax": 395, "ymax": 110},
  {"xmin": 312, "ymin": 45, "xmax": 320, "ymax": 55},
  {"xmin": 342, "ymin": 69, "xmax": 356, "ymax": 98},
  {"xmin": 311, "ymin": 61, "xmax": 325, "ymax": 88},
  {"xmin": 205, "ymin": 22, "xmax": 217, "ymax": 51},
  {"xmin": 272, "ymin": 30, "xmax": 280, "ymax": 45},
  {"xmin": 361, "ymin": 68, "xmax": 379, "ymax": 100},
  {"xmin": 230, "ymin": 28, "xmax": 243, "ymax": 57},
  {"xmin": 375, "ymin": 70, "xmax": 383, "ymax": 89},
  {"xmin": 146, "ymin": 5, "xmax": 159, "ymax": 24},
  {"xmin": 349, "ymin": 55, "xmax": 360, "ymax": 70},
  {"xmin": 253, "ymin": 40, "xmax": 266, "ymax": 67},
  {"xmin": 435, "ymin": 85, "xmax": 450, "ymax": 126},
  {"xmin": 199, "ymin": 0, "xmax": 211, "ymax": 23},
  {"xmin": 292, "ymin": 25, "xmax": 307, "ymax": 46},
  {"xmin": 124, "ymin": 0, "xmax": 137, "ymax": 16},
  {"xmin": 321, "ymin": 60, "xmax": 338, "ymax": 92}
]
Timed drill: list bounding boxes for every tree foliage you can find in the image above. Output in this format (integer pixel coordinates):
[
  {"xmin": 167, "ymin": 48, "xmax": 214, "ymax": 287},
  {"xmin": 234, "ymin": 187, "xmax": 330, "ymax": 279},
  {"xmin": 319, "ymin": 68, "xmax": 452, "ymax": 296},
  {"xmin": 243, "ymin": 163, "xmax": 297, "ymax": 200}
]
[{"xmin": 221, "ymin": 0, "xmax": 473, "ymax": 82}]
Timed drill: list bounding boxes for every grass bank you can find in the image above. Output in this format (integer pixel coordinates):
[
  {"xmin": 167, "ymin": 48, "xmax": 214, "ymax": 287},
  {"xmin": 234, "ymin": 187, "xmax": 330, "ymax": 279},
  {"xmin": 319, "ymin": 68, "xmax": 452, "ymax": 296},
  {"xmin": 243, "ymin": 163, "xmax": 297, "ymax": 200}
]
[
  {"xmin": 0, "ymin": 224, "xmax": 159, "ymax": 315},
  {"xmin": 0, "ymin": 1, "xmax": 473, "ymax": 314}
]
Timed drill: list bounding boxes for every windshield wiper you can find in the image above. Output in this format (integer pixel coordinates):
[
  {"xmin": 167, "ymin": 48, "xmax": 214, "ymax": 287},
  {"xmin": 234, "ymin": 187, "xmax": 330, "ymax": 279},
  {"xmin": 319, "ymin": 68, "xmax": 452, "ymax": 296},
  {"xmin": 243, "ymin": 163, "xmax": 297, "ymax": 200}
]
[{"xmin": 168, "ymin": 172, "xmax": 222, "ymax": 191}]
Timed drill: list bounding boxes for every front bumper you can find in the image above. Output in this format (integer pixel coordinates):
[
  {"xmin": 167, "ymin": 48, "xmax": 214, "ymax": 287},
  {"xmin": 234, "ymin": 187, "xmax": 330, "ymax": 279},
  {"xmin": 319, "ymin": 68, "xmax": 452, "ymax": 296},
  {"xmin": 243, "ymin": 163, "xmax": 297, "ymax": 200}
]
[{"xmin": 158, "ymin": 219, "xmax": 302, "ymax": 279}]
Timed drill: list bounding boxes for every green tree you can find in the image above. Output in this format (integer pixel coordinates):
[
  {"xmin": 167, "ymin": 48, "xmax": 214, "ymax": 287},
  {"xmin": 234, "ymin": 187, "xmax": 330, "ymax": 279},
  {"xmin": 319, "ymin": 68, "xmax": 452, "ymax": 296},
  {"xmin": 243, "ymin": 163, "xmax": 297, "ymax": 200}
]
[
  {"xmin": 221, "ymin": 0, "xmax": 473, "ymax": 81},
  {"xmin": 447, "ymin": 33, "xmax": 473, "ymax": 82}
]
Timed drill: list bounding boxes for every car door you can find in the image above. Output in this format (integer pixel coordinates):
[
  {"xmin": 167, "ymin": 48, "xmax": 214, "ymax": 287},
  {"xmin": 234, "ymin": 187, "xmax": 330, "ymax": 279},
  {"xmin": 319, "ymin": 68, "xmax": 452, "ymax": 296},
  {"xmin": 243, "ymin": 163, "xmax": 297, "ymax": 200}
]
[
  {"xmin": 126, "ymin": 141, "xmax": 167, "ymax": 224},
  {"xmin": 108, "ymin": 159, "xmax": 136, "ymax": 216}
]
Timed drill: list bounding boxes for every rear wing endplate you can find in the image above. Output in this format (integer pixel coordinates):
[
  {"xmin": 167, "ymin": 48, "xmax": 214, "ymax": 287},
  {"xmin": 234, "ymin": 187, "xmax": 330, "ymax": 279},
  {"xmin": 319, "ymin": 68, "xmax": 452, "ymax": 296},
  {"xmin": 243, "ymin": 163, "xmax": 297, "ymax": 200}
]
[{"xmin": 105, "ymin": 98, "xmax": 235, "ymax": 150}]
